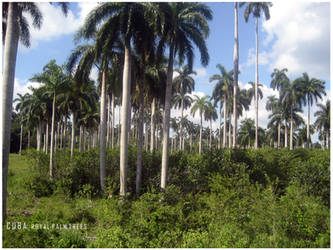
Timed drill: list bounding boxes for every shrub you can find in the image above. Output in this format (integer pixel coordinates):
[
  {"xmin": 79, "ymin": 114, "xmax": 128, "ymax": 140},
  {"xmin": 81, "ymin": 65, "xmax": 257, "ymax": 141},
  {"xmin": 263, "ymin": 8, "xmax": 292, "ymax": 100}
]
[{"xmin": 25, "ymin": 176, "xmax": 55, "ymax": 198}]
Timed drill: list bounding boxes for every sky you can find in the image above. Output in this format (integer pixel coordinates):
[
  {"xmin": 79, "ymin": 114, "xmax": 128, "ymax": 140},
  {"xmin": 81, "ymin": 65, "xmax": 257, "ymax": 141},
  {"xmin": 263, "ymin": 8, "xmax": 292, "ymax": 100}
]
[{"xmin": 9, "ymin": 1, "xmax": 331, "ymax": 143}]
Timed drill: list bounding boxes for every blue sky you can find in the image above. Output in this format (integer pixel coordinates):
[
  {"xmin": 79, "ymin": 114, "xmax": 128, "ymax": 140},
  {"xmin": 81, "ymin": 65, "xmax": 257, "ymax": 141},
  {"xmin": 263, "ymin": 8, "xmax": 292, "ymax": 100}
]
[{"xmin": 11, "ymin": 1, "xmax": 331, "ymax": 142}]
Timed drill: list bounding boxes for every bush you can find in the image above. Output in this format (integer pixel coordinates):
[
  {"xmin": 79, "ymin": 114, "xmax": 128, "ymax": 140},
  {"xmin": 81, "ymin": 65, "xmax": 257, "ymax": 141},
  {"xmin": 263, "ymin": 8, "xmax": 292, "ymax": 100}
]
[{"xmin": 25, "ymin": 176, "xmax": 55, "ymax": 198}]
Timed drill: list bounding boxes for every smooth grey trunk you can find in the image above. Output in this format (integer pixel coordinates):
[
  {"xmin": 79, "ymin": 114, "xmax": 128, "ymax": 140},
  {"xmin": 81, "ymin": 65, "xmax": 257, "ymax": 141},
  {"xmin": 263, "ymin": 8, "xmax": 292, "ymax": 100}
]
[
  {"xmin": 277, "ymin": 122, "xmax": 281, "ymax": 149},
  {"xmin": 100, "ymin": 70, "xmax": 107, "ymax": 191},
  {"xmin": 199, "ymin": 113, "xmax": 203, "ymax": 154},
  {"xmin": 2, "ymin": 2, "xmax": 19, "ymax": 220},
  {"xmin": 179, "ymin": 99, "xmax": 184, "ymax": 151},
  {"xmin": 285, "ymin": 120, "xmax": 288, "ymax": 148},
  {"xmin": 209, "ymin": 119, "xmax": 212, "ymax": 149},
  {"xmin": 118, "ymin": 105, "xmax": 121, "ymax": 146},
  {"xmin": 136, "ymin": 83, "xmax": 144, "ymax": 194},
  {"xmin": 120, "ymin": 43, "xmax": 131, "ymax": 197},
  {"xmin": 79, "ymin": 125, "xmax": 83, "ymax": 153},
  {"xmin": 223, "ymin": 95, "xmax": 227, "ymax": 148},
  {"xmin": 219, "ymin": 105, "xmax": 222, "ymax": 149},
  {"xmin": 306, "ymin": 99, "xmax": 310, "ymax": 148},
  {"xmin": 290, "ymin": 106, "xmax": 293, "ymax": 150},
  {"xmin": 64, "ymin": 117, "xmax": 67, "ymax": 148},
  {"xmin": 145, "ymin": 123, "xmax": 149, "ymax": 151},
  {"xmin": 28, "ymin": 130, "xmax": 31, "ymax": 149},
  {"xmin": 233, "ymin": 2, "xmax": 239, "ymax": 149},
  {"xmin": 107, "ymin": 94, "xmax": 111, "ymax": 148},
  {"xmin": 71, "ymin": 112, "xmax": 76, "ymax": 159},
  {"xmin": 83, "ymin": 126, "xmax": 86, "ymax": 153},
  {"xmin": 326, "ymin": 132, "xmax": 329, "ymax": 149},
  {"xmin": 254, "ymin": 17, "xmax": 259, "ymax": 149},
  {"xmin": 43, "ymin": 133, "xmax": 46, "ymax": 152},
  {"xmin": 46, "ymin": 122, "xmax": 49, "ymax": 154},
  {"xmin": 49, "ymin": 93, "xmax": 56, "ymax": 178},
  {"xmin": 161, "ymin": 43, "xmax": 174, "ymax": 190},
  {"xmin": 37, "ymin": 121, "xmax": 42, "ymax": 151},
  {"xmin": 150, "ymin": 97, "xmax": 156, "ymax": 152},
  {"xmin": 19, "ymin": 123, "xmax": 23, "ymax": 155},
  {"xmin": 228, "ymin": 114, "xmax": 232, "ymax": 148},
  {"xmin": 60, "ymin": 122, "xmax": 63, "ymax": 149},
  {"xmin": 111, "ymin": 93, "xmax": 115, "ymax": 148}
]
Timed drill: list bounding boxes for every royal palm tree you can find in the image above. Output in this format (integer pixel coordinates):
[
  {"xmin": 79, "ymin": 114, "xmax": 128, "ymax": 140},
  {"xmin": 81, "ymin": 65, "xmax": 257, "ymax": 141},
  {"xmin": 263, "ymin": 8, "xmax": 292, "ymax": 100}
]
[
  {"xmin": 314, "ymin": 100, "xmax": 330, "ymax": 149},
  {"xmin": 238, "ymin": 118, "xmax": 256, "ymax": 148},
  {"xmin": 173, "ymin": 65, "xmax": 196, "ymax": 151},
  {"xmin": 233, "ymin": 2, "xmax": 240, "ymax": 148},
  {"xmin": 210, "ymin": 65, "xmax": 234, "ymax": 149},
  {"xmin": 191, "ymin": 95, "xmax": 210, "ymax": 154},
  {"xmin": 270, "ymin": 68, "xmax": 289, "ymax": 91},
  {"xmin": 280, "ymin": 80, "xmax": 304, "ymax": 150},
  {"xmin": 14, "ymin": 93, "xmax": 29, "ymax": 155},
  {"xmin": 204, "ymin": 101, "xmax": 218, "ymax": 149},
  {"xmin": 2, "ymin": 1, "xmax": 68, "ymax": 220},
  {"xmin": 266, "ymin": 95, "xmax": 282, "ymax": 148},
  {"xmin": 30, "ymin": 60, "xmax": 69, "ymax": 178},
  {"xmin": 160, "ymin": 2, "xmax": 212, "ymax": 190},
  {"xmin": 247, "ymin": 81, "xmax": 263, "ymax": 104},
  {"xmin": 240, "ymin": 2, "xmax": 272, "ymax": 149},
  {"xmin": 296, "ymin": 72, "xmax": 326, "ymax": 148}
]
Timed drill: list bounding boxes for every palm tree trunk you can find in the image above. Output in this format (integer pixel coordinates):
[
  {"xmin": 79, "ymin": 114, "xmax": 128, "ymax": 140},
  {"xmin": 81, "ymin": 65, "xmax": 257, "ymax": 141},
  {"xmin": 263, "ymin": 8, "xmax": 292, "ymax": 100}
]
[
  {"xmin": 83, "ymin": 126, "xmax": 86, "ymax": 153},
  {"xmin": 100, "ymin": 69, "xmax": 107, "ymax": 192},
  {"xmin": 199, "ymin": 113, "xmax": 202, "ymax": 154},
  {"xmin": 161, "ymin": 43, "xmax": 175, "ymax": 190},
  {"xmin": 28, "ymin": 130, "xmax": 31, "ymax": 149},
  {"xmin": 118, "ymin": 104, "xmax": 121, "ymax": 146},
  {"xmin": 254, "ymin": 16, "xmax": 259, "ymax": 149},
  {"xmin": 71, "ymin": 112, "xmax": 76, "ymax": 159},
  {"xmin": 223, "ymin": 94, "xmax": 227, "ymax": 148},
  {"xmin": 209, "ymin": 119, "xmax": 212, "ymax": 149},
  {"xmin": 306, "ymin": 99, "xmax": 310, "ymax": 148},
  {"xmin": 111, "ymin": 93, "xmax": 115, "ymax": 149},
  {"xmin": 190, "ymin": 133, "xmax": 193, "ymax": 152},
  {"xmin": 120, "ymin": 42, "xmax": 131, "ymax": 197},
  {"xmin": 285, "ymin": 120, "xmax": 288, "ymax": 148},
  {"xmin": 64, "ymin": 117, "xmax": 67, "ymax": 148},
  {"xmin": 19, "ymin": 123, "xmax": 23, "ymax": 155},
  {"xmin": 136, "ymin": 83, "xmax": 144, "ymax": 194},
  {"xmin": 37, "ymin": 121, "xmax": 42, "ymax": 151},
  {"xmin": 2, "ymin": 2, "xmax": 19, "ymax": 219},
  {"xmin": 179, "ymin": 99, "xmax": 184, "ymax": 151},
  {"xmin": 79, "ymin": 125, "xmax": 83, "ymax": 153},
  {"xmin": 46, "ymin": 122, "xmax": 49, "ymax": 154},
  {"xmin": 219, "ymin": 105, "xmax": 222, "ymax": 149},
  {"xmin": 49, "ymin": 92, "xmax": 56, "ymax": 178},
  {"xmin": 290, "ymin": 106, "xmax": 293, "ymax": 150},
  {"xmin": 277, "ymin": 122, "xmax": 281, "ymax": 149},
  {"xmin": 233, "ymin": 2, "xmax": 239, "ymax": 149},
  {"xmin": 107, "ymin": 94, "xmax": 111, "ymax": 148},
  {"xmin": 326, "ymin": 132, "xmax": 329, "ymax": 149},
  {"xmin": 150, "ymin": 97, "xmax": 156, "ymax": 152},
  {"xmin": 229, "ymin": 114, "xmax": 232, "ymax": 148}
]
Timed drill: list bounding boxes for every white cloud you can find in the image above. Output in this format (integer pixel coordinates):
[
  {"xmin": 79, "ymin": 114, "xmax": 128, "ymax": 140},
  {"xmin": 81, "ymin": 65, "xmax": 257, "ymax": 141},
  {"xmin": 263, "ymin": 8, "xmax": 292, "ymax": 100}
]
[
  {"xmin": 261, "ymin": 2, "xmax": 330, "ymax": 79},
  {"xmin": 13, "ymin": 78, "xmax": 43, "ymax": 100},
  {"xmin": 193, "ymin": 68, "xmax": 207, "ymax": 78},
  {"xmin": 21, "ymin": 2, "xmax": 99, "ymax": 51}
]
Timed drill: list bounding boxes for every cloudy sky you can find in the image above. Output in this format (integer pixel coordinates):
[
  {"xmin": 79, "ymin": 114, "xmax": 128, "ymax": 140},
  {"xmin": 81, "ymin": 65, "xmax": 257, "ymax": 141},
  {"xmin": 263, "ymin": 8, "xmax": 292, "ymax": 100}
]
[{"xmin": 10, "ymin": 1, "xmax": 331, "ymax": 143}]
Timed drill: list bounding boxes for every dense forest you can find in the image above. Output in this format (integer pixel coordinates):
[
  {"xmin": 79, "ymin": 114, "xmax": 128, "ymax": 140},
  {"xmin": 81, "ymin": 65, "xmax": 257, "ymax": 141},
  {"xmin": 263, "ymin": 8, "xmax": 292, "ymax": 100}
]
[{"xmin": 2, "ymin": 2, "xmax": 330, "ymax": 248}]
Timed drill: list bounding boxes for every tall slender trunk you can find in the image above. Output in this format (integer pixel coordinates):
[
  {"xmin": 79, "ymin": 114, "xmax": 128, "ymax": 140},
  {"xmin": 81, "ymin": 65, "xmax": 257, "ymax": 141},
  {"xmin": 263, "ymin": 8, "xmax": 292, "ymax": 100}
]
[
  {"xmin": 223, "ymin": 94, "xmax": 227, "ymax": 148},
  {"xmin": 254, "ymin": 16, "xmax": 259, "ymax": 149},
  {"xmin": 2, "ymin": 2, "xmax": 20, "ymax": 219},
  {"xmin": 326, "ymin": 132, "xmax": 329, "ymax": 149},
  {"xmin": 19, "ymin": 123, "xmax": 23, "ymax": 155},
  {"xmin": 136, "ymin": 81, "xmax": 144, "ymax": 194},
  {"xmin": 64, "ymin": 117, "xmax": 67, "ymax": 148},
  {"xmin": 111, "ymin": 93, "xmax": 115, "ymax": 149},
  {"xmin": 306, "ymin": 99, "xmax": 310, "ymax": 148},
  {"xmin": 285, "ymin": 120, "xmax": 288, "ymax": 148},
  {"xmin": 49, "ymin": 92, "xmax": 56, "ymax": 178},
  {"xmin": 179, "ymin": 99, "xmax": 184, "ymax": 151},
  {"xmin": 228, "ymin": 114, "xmax": 232, "ymax": 148},
  {"xmin": 37, "ymin": 121, "xmax": 42, "ymax": 151},
  {"xmin": 161, "ymin": 43, "xmax": 175, "ymax": 189},
  {"xmin": 46, "ymin": 122, "xmax": 49, "ymax": 154},
  {"xmin": 120, "ymin": 42, "xmax": 131, "ymax": 197},
  {"xmin": 199, "ymin": 113, "xmax": 202, "ymax": 154},
  {"xmin": 60, "ymin": 122, "xmax": 63, "ymax": 149},
  {"xmin": 79, "ymin": 125, "xmax": 83, "ymax": 153},
  {"xmin": 190, "ymin": 133, "xmax": 193, "ymax": 152},
  {"xmin": 28, "ymin": 130, "xmax": 31, "ymax": 149},
  {"xmin": 150, "ymin": 97, "xmax": 156, "ymax": 152},
  {"xmin": 277, "ymin": 122, "xmax": 281, "ymax": 149},
  {"xmin": 83, "ymin": 126, "xmax": 86, "ymax": 153},
  {"xmin": 107, "ymin": 94, "xmax": 111, "ymax": 148},
  {"xmin": 145, "ymin": 123, "xmax": 149, "ymax": 151},
  {"xmin": 209, "ymin": 119, "xmax": 212, "ymax": 149},
  {"xmin": 118, "ymin": 105, "xmax": 121, "ymax": 146},
  {"xmin": 219, "ymin": 105, "xmax": 222, "ymax": 149},
  {"xmin": 233, "ymin": 2, "xmax": 239, "ymax": 149},
  {"xmin": 100, "ymin": 69, "xmax": 107, "ymax": 192},
  {"xmin": 182, "ymin": 133, "xmax": 185, "ymax": 150},
  {"xmin": 71, "ymin": 112, "xmax": 76, "ymax": 159},
  {"xmin": 290, "ymin": 106, "xmax": 293, "ymax": 150},
  {"xmin": 43, "ymin": 132, "xmax": 46, "ymax": 152}
]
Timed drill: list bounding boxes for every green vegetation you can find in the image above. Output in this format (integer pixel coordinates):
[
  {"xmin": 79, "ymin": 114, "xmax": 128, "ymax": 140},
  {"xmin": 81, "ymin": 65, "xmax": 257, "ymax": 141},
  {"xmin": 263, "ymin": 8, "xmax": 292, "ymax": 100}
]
[{"xmin": 3, "ymin": 148, "xmax": 329, "ymax": 248}]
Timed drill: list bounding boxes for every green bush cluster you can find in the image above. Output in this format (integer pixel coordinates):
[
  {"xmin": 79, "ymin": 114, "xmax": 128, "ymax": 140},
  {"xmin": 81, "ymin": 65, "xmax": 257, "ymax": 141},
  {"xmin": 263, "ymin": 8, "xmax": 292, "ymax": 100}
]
[{"xmin": 18, "ymin": 147, "xmax": 329, "ymax": 247}]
